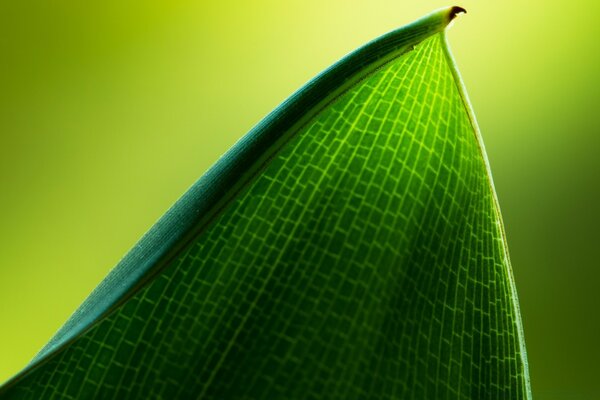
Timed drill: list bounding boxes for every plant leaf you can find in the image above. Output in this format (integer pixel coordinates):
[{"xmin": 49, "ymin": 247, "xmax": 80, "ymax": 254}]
[{"xmin": 0, "ymin": 6, "xmax": 531, "ymax": 399}]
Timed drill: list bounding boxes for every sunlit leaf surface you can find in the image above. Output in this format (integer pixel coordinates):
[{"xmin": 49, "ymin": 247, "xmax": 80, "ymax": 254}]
[{"xmin": 0, "ymin": 6, "xmax": 530, "ymax": 399}]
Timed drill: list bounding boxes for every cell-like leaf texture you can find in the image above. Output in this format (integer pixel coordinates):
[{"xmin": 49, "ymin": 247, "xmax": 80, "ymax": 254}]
[{"xmin": 0, "ymin": 6, "xmax": 531, "ymax": 399}]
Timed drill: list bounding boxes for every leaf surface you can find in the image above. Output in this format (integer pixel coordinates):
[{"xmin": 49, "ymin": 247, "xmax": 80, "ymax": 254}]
[{"xmin": 0, "ymin": 6, "xmax": 531, "ymax": 399}]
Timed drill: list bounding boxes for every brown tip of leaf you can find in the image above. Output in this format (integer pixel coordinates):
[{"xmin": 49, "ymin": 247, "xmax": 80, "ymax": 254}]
[{"xmin": 449, "ymin": 6, "xmax": 467, "ymax": 21}]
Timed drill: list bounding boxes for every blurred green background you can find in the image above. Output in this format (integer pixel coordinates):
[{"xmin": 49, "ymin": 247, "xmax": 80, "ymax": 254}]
[{"xmin": 0, "ymin": 1, "xmax": 598, "ymax": 398}]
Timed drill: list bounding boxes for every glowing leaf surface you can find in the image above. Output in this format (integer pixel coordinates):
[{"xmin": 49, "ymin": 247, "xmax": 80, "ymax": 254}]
[{"xmin": 0, "ymin": 7, "xmax": 531, "ymax": 399}]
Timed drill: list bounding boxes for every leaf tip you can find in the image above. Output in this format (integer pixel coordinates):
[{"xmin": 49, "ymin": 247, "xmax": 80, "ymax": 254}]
[{"xmin": 449, "ymin": 6, "xmax": 467, "ymax": 21}]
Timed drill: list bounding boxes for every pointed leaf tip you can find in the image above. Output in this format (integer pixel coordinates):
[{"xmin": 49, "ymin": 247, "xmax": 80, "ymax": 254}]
[{"xmin": 449, "ymin": 6, "xmax": 467, "ymax": 21}]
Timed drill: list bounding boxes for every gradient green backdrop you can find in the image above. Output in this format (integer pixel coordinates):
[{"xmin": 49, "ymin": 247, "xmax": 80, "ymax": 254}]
[{"xmin": 1, "ymin": 1, "xmax": 598, "ymax": 398}]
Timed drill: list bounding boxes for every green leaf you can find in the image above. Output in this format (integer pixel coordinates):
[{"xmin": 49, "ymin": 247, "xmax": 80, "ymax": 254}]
[{"xmin": 0, "ymin": 6, "xmax": 531, "ymax": 399}]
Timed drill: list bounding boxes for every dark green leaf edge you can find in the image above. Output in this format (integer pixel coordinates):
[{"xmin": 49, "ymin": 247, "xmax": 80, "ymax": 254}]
[{"xmin": 1, "ymin": 6, "xmax": 486, "ymax": 391}]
